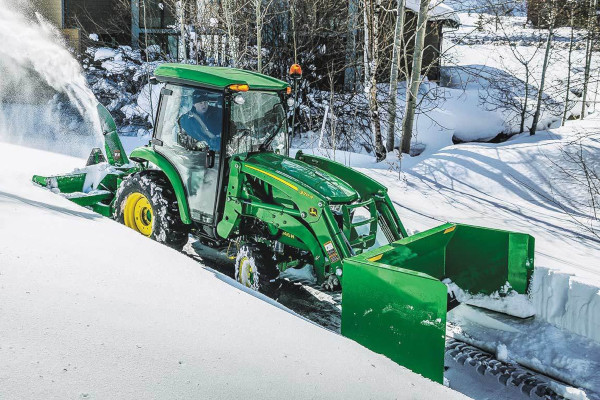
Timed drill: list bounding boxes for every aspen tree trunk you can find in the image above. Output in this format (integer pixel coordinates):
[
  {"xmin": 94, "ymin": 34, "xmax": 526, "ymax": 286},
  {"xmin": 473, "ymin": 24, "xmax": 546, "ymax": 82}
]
[
  {"xmin": 581, "ymin": 0, "xmax": 597, "ymax": 119},
  {"xmin": 180, "ymin": 0, "xmax": 187, "ymax": 62},
  {"xmin": 329, "ymin": 68, "xmax": 336, "ymax": 160},
  {"xmin": 141, "ymin": 0, "xmax": 155, "ymax": 127},
  {"xmin": 222, "ymin": 0, "xmax": 235, "ymax": 65},
  {"xmin": 362, "ymin": 0, "xmax": 370, "ymax": 91},
  {"xmin": 563, "ymin": 6, "xmax": 575, "ymax": 125},
  {"xmin": 386, "ymin": 0, "xmax": 406, "ymax": 152},
  {"xmin": 363, "ymin": 0, "xmax": 386, "ymax": 161},
  {"xmin": 256, "ymin": 0, "xmax": 262, "ymax": 73},
  {"xmin": 520, "ymin": 65, "xmax": 530, "ymax": 133},
  {"xmin": 400, "ymin": 0, "xmax": 429, "ymax": 154},
  {"xmin": 291, "ymin": 0, "xmax": 298, "ymax": 63},
  {"xmin": 530, "ymin": 18, "xmax": 554, "ymax": 135},
  {"xmin": 594, "ymin": 66, "xmax": 600, "ymax": 113}
]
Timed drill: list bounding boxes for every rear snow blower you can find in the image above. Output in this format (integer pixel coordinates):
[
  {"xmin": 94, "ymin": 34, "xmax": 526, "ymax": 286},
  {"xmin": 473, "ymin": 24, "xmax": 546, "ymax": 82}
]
[{"xmin": 33, "ymin": 64, "xmax": 534, "ymax": 384}]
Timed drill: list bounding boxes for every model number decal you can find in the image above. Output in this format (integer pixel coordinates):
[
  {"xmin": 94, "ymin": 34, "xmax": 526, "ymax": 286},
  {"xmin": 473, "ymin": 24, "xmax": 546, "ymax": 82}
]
[
  {"xmin": 299, "ymin": 190, "xmax": 314, "ymax": 199},
  {"xmin": 282, "ymin": 231, "xmax": 296, "ymax": 239}
]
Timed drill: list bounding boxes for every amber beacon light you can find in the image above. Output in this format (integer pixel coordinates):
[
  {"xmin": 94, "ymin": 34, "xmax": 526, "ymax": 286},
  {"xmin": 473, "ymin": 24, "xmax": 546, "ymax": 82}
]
[
  {"xmin": 289, "ymin": 64, "xmax": 302, "ymax": 79},
  {"xmin": 229, "ymin": 84, "xmax": 249, "ymax": 92}
]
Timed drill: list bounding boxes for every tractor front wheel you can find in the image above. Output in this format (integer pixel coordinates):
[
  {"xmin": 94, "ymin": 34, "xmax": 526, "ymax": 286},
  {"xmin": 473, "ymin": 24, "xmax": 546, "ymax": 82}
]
[
  {"xmin": 234, "ymin": 244, "xmax": 280, "ymax": 296},
  {"xmin": 114, "ymin": 172, "xmax": 189, "ymax": 250}
]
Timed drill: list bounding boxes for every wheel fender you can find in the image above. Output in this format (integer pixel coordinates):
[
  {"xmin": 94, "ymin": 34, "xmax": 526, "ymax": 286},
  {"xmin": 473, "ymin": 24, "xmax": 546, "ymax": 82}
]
[{"xmin": 129, "ymin": 147, "xmax": 192, "ymax": 224}]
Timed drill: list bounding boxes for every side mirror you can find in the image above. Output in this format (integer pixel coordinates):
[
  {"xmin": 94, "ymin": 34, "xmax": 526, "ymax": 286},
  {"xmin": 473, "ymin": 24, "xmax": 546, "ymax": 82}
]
[{"xmin": 205, "ymin": 150, "xmax": 216, "ymax": 168}]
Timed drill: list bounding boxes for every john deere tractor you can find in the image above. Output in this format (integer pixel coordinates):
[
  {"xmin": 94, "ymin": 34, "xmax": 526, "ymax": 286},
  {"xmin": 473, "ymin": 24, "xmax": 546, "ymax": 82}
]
[{"xmin": 33, "ymin": 64, "xmax": 535, "ymax": 383}]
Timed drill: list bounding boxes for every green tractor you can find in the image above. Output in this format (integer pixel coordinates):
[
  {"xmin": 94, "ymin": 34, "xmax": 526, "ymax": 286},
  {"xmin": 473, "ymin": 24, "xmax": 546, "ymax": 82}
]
[{"xmin": 33, "ymin": 64, "xmax": 535, "ymax": 383}]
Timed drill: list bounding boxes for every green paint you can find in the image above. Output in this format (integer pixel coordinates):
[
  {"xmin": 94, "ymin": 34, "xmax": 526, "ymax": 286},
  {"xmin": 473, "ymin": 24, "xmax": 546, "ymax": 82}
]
[
  {"xmin": 342, "ymin": 255, "xmax": 447, "ymax": 383},
  {"xmin": 129, "ymin": 146, "xmax": 192, "ymax": 224},
  {"xmin": 444, "ymin": 224, "xmax": 535, "ymax": 294},
  {"xmin": 246, "ymin": 152, "xmax": 359, "ymax": 203},
  {"xmin": 296, "ymin": 151, "xmax": 386, "ymax": 197},
  {"xmin": 155, "ymin": 64, "xmax": 290, "ymax": 91},
  {"xmin": 32, "ymin": 173, "xmax": 87, "ymax": 193},
  {"xmin": 97, "ymin": 103, "xmax": 129, "ymax": 166},
  {"xmin": 296, "ymin": 151, "xmax": 408, "ymax": 237},
  {"xmin": 341, "ymin": 223, "xmax": 534, "ymax": 382}
]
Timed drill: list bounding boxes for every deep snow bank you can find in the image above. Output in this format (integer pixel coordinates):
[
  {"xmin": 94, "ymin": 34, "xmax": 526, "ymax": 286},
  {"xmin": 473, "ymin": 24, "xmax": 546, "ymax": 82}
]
[
  {"xmin": 531, "ymin": 267, "xmax": 600, "ymax": 343},
  {"xmin": 0, "ymin": 142, "xmax": 468, "ymax": 399}
]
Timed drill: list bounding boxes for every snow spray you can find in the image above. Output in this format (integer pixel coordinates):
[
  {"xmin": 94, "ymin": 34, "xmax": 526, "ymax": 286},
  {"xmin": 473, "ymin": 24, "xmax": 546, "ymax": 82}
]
[{"xmin": 0, "ymin": 0, "xmax": 102, "ymax": 156}]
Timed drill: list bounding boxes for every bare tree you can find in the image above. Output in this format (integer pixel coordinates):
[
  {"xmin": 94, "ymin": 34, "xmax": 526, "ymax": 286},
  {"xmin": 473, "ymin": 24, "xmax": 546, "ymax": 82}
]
[
  {"xmin": 254, "ymin": 0, "xmax": 275, "ymax": 72},
  {"xmin": 400, "ymin": 0, "xmax": 430, "ymax": 154},
  {"xmin": 581, "ymin": 0, "xmax": 598, "ymax": 119},
  {"xmin": 385, "ymin": 0, "xmax": 406, "ymax": 152},
  {"xmin": 480, "ymin": 10, "xmax": 544, "ymax": 134},
  {"xmin": 562, "ymin": 1, "xmax": 576, "ymax": 125},
  {"xmin": 363, "ymin": 0, "xmax": 386, "ymax": 160},
  {"xmin": 530, "ymin": 0, "xmax": 557, "ymax": 135}
]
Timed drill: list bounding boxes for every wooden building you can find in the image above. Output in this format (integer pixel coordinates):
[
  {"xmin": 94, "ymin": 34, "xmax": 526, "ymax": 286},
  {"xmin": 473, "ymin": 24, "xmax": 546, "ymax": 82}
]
[
  {"xmin": 342, "ymin": 1, "xmax": 459, "ymax": 90},
  {"xmin": 32, "ymin": 0, "xmax": 177, "ymax": 56}
]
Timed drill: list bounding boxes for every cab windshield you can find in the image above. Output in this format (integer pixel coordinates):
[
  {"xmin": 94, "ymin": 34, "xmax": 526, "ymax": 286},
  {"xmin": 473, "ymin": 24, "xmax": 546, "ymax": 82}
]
[{"xmin": 227, "ymin": 91, "xmax": 287, "ymax": 156}]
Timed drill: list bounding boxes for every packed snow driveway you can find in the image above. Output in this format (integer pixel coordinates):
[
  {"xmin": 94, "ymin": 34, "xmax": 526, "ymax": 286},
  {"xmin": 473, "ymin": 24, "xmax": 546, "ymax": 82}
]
[{"xmin": 0, "ymin": 142, "xmax": 469, "ymax": 399}]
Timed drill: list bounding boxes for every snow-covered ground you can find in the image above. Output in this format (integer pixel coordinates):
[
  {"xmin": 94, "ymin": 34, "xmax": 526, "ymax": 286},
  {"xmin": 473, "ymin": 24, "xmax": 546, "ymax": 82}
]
[
  {"xmin": 2, "ymin": 0, "xmax": 599, "ymax": 397},
  {"xmin": 2, "ymin": 114, "xmax": 599, "ymax": 399},
  {"xmin": 0, "ymin": 141, "xmax": 468, "ymax": 399},
  {"xmin": 6, "ymin": 111, "xmax": 598, "ymax": 399}
]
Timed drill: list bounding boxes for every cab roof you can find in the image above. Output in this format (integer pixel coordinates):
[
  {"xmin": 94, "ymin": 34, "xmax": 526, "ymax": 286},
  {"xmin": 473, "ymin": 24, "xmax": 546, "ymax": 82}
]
[{"xmin": 154, "ymin": 64, "xmax": 290, "ymax": 91}]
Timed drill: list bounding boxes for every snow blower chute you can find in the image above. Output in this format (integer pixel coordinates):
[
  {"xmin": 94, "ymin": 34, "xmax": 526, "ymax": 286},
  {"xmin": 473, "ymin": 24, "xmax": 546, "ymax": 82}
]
[{"xmin": 32, "ymin": 64, "xmax": 535, "ymax": 384}]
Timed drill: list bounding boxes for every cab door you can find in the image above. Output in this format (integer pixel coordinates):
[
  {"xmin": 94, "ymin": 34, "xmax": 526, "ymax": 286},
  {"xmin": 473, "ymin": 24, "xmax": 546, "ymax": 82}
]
[{"xmin": 152, "ymin": 84, "xmax": 224, "ymax": 225}]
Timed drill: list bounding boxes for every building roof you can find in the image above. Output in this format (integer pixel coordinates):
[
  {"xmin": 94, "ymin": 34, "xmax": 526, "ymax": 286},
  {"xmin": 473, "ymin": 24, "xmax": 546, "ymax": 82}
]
[
  {"xmin": 405, "ymin": 0, "xmax": 460, "ymax": 26},
  {"xmin": 154, "ymin": 64, "xmax": 290, "ymax": 91}
]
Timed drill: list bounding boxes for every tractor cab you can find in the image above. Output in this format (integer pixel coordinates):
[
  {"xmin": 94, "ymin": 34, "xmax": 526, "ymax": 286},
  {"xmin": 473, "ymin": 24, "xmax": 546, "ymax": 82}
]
[{"xmin": 148, "ymin": 64, "xmax": 291, "ymax": 236}]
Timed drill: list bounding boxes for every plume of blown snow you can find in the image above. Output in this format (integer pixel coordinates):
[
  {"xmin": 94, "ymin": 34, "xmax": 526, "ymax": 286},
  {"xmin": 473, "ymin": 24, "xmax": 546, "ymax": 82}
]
[{"xmin": 0, "ymin": 0, "xmax": 102, "ymax": 156}]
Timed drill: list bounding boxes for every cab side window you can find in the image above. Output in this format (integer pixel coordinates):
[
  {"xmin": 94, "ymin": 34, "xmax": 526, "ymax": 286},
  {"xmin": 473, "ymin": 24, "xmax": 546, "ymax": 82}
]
[
  {"xmin": 155, "ymin": 85, "xmax": 223, "ymax": 152},
  {"xmin": 153, "ymin": 84, "xmax": 224, "ymax": 223}
]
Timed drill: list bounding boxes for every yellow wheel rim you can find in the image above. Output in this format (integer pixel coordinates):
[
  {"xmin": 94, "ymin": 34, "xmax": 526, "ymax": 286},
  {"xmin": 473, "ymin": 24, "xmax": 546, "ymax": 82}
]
[
  {"xmin": 237, "ymin": 256, "xmax": 255, "ymax": 287},
  {"xmin": 123, "ymin": 192, "xmax": 153, "ymax": 237}
]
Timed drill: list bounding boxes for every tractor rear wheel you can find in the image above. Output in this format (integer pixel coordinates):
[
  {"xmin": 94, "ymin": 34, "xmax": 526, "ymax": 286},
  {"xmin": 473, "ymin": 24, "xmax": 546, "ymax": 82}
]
[
  {"xmin": 234, "ymin": 244, "xmax": 280, "ymax": 296},
  {"xmin": 114, "ymin": 172, "xmax": 189, "ymax": 250}
]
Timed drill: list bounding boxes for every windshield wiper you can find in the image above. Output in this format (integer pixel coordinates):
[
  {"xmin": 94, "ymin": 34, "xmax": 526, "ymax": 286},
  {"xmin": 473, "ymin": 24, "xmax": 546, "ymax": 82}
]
[{"xmin": 258, "ymin": 117, "xmax": 286, "ymax": 151}]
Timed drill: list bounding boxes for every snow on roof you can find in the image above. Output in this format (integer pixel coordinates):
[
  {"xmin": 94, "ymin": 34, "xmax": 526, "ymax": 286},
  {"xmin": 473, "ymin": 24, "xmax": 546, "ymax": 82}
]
[
  {"xmin": 0, "ymin": 142, "xmax": 469, "ymax": 399},
  {"xmin": 405, "ymin": 0, "xmax": 461, "ymax": 25}
]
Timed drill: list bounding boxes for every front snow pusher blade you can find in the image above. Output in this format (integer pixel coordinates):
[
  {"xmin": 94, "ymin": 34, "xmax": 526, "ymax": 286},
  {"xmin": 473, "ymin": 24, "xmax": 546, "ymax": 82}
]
[{"xmin": 341, "ymin": 223, "xmax": 534, "ymax": 383}]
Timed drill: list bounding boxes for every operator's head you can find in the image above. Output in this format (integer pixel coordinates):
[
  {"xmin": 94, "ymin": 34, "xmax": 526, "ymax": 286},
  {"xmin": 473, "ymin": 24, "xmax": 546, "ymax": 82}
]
[{"xmin": 193, "ymin": 93, "xmax": 209, "ymax": 114}]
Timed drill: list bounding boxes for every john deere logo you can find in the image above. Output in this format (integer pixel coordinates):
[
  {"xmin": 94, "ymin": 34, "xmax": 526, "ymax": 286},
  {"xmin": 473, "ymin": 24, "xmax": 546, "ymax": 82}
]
[{"xmin": 309, "ymin": 207, "xmax": 318, "ymax": 217}]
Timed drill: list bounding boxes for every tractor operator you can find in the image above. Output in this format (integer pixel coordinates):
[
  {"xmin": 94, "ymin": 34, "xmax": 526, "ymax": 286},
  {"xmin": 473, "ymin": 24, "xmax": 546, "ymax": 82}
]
[{"xmin": 178, "ymin": 93, "xmax": 222, "ymax": 151}]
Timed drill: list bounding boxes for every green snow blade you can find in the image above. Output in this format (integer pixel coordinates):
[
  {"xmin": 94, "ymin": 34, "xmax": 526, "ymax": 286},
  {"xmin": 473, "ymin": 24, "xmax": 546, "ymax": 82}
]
[{"xmin": 341, "ymin": 223, "xmax": 534, "ymax": 383}]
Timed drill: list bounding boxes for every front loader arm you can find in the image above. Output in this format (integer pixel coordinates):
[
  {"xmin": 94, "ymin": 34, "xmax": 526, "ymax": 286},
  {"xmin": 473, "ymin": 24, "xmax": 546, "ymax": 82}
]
[
  {"xmin": 295, "ymin": 151, "xmax": 408, "ymax": 239},
  {"xmin": 217, "ymin": 155, "xmax": 350, "ymax": 283}
]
